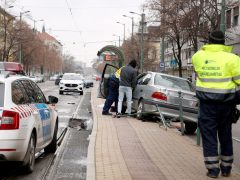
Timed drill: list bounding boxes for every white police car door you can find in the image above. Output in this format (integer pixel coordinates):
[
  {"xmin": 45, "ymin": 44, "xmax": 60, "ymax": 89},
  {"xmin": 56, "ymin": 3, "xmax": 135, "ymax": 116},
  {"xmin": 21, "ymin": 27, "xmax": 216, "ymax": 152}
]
[{"xmin": 21, "ymin": 80, "xmax": 51, "ymax": 147}]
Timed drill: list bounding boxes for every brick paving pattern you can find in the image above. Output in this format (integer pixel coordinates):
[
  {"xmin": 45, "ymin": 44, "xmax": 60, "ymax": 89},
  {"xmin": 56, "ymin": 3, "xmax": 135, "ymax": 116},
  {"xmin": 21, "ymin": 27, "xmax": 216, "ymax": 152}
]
[
  {"xmin": 114, "ymin": 118, "xmax": 167, "ymax": 180},
  {"xmin": 91, "ymin": 86, "xmax": 240, "ymax": 180}
]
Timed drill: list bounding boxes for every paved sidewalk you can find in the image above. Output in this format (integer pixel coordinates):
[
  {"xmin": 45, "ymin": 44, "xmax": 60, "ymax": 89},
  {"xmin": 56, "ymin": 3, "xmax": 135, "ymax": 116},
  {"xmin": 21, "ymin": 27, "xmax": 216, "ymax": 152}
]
[{"xmin": 87, "ymin": 86, "xmax": 240, "ymax": 180}]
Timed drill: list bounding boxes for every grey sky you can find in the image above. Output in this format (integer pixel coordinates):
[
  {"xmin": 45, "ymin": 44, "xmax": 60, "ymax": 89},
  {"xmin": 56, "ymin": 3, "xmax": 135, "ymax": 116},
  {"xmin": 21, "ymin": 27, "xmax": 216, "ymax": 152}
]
[{"xmin": 6, "ymin": 0, "xmax": 145, "ymax": 66}]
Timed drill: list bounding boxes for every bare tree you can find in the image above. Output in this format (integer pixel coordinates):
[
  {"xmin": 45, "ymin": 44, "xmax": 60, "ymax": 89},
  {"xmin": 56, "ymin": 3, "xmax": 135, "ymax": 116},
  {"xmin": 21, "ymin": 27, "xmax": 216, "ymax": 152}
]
[
  {"xmin": 147, "ymin": 0, "xmax": 191, "ymax": 76},
  {"xmin": 62, "ymin": 54, "xmax": 76, "ymax": 73},
  {"xmin": 146, "ymin": 0, "xmax": 222, "ymax": 76},
  {"xmin": 121, "ymin": 34, "xmax": 158, "ymax": 72}
]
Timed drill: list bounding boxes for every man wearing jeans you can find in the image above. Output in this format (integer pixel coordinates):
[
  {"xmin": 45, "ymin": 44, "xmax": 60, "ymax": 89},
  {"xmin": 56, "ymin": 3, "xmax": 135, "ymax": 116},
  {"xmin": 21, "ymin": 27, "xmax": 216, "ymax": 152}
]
[{"xmin": 117, "ymin": 59, "xmax": 137, "ymax": 118}]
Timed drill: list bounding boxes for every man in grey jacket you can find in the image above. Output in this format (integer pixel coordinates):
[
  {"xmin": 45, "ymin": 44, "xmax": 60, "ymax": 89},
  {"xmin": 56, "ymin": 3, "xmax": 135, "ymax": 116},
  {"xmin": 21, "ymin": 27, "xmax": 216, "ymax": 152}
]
[{"xmin": 117, "ymin": 59, "xmax": 137, "ymax": 118}]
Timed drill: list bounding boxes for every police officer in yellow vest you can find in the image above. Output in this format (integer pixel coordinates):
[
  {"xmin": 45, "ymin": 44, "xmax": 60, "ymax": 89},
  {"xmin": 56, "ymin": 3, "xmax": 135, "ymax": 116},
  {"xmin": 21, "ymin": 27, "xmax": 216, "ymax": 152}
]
[{"xmin": 192, "ymin": 30, "xmax": 240, "ymax": 178}]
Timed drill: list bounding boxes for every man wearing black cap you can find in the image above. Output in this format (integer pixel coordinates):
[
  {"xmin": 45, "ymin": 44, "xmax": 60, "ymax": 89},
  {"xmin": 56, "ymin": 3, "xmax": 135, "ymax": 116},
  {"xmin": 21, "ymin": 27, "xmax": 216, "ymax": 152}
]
[{"xmin": 192, "ymin": 30, "xmax": 240, "ymax": 178}]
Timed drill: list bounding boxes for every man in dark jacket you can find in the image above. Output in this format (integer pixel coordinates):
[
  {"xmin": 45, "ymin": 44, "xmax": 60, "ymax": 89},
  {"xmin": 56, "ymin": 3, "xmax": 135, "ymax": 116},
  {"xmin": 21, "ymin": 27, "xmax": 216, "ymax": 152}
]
[
  {"xmin": 117, "ymin": 59, "xmax": 137, "ymax": 118},
  {"xmin": 102, "ymin": 74, "xmax": 119, "ymax": 115}
]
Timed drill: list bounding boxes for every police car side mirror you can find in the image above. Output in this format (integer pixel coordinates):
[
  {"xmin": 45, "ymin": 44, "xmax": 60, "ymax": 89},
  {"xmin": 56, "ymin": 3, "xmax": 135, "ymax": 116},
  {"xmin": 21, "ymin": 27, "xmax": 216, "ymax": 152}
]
[{"xmin": 48, "ymin": 95, "xmax": 58, "ymax": 104}]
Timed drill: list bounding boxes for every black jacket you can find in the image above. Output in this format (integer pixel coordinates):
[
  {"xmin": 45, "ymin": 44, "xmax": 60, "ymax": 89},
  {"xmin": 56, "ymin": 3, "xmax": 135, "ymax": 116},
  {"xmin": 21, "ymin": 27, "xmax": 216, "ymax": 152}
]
[{"xmin": 119, "ymin": 65, "xmax": 137, "ymax": 88}]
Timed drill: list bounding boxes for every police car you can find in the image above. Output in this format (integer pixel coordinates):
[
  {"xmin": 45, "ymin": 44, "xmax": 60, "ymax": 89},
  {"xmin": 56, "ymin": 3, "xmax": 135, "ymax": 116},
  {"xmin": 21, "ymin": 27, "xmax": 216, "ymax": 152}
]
[{"xmin": 0, "ymin": 62, "xmax": 59, "ymax": 173}]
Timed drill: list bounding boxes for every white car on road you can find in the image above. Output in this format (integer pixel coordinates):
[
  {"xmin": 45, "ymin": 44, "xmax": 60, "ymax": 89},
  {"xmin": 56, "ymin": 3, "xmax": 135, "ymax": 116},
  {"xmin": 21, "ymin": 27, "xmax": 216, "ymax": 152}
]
[
  {"xmin": 0, "ymin": 62, "xmax": 59, "ymax": 173},
  {"xmin": 59, "ymin": 73, "xmax": 84, "ymax": 95}
]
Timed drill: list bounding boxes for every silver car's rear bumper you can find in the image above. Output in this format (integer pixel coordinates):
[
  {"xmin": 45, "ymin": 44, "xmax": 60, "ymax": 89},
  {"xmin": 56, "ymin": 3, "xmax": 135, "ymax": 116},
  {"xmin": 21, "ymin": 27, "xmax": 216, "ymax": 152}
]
[{"xmin": 141, "ymin": 99, "xmax": 198, "ymax": 122}]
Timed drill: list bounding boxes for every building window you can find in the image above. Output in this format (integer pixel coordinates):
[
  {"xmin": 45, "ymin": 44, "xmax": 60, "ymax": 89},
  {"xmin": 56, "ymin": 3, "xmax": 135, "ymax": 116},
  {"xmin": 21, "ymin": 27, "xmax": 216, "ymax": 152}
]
[
  {"xmin": 226, "ymin": 9, "xmax": 231, "ymax": 28},
  {"xmin": 233, "ymin": 6, "xmax": 239, "ymax": 27}
]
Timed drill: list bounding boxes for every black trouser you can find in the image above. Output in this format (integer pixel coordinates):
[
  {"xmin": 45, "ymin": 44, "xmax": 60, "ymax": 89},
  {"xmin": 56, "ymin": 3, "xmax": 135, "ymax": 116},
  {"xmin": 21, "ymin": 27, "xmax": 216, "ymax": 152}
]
[
  {"xmin": 102, "ymin": 86, "xmax": 118, "ymax": 114},
  {"xmin": 198, "ymin": 101, "xmax": 234, "ymax": 175}
]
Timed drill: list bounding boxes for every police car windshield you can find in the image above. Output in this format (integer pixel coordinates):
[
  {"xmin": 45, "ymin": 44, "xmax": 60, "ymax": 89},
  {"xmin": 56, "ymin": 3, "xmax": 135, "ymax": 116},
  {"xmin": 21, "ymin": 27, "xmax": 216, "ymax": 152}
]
[
  {"xmin": 62, "ymin": 74, "xmax": 83, "ymax": 80},
  {"xmin": 0, "ymin": 83, "xmax": 4, "ymax": 106}
]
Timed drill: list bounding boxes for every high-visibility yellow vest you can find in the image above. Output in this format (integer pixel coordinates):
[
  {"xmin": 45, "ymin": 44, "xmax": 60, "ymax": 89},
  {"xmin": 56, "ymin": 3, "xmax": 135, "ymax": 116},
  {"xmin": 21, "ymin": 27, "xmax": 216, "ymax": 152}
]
[
  {"xmin": 192, "ymin": 44, "xmax": 240, "ymax": 102},
  {"xmin": 115, "ymin": 66, "xmax": 124, "ymax": 79}
]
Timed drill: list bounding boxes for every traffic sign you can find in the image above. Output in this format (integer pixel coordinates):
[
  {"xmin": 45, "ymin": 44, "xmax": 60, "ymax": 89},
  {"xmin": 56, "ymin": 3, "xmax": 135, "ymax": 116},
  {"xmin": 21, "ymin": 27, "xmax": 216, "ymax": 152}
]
[{"xmin": 160, "ymin": 62, "xmax": 165, "ymax": 68}]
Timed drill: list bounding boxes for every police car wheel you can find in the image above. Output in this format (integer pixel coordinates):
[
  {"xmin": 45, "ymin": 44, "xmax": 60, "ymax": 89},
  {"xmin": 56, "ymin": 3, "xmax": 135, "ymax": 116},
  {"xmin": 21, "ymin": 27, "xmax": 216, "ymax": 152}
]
[
  {"xmin": 184, "ymin": 121, "xmax": 197, "ymax": 135},
  {"xmin": 22, "ymin": 133, "xmax": 36, "ymax": 174},
  {"xmin": 80, "ymin": 91, "xmax": 83, "ymax": 95},
  {"xmin": 137, "ymin": 100, "xmax": 144, "ymax": 120},
  {"xmin": 44, "ymin": 122, "xmax": 58, "ymax": 153},
  {"xmin": 59, "ymin": 91, "xmax": 63, "ymax": 95}
]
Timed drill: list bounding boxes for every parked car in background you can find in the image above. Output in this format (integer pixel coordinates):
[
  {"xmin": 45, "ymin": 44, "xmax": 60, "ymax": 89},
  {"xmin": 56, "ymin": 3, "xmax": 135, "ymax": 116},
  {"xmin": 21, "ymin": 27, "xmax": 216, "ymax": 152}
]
[
  {"xmin": 132, "ymin": 72, "xmax": 198, "ymax": 134},
  {"xmin": 59, "ymin": 73, "xmax": 84, "ymax": 95},
  {"xmin": 93, "ymin": 75, "xmax": 101, "ymax": 81},
  {"xmin": 0, "ymin": 62, "xmax": 59, "ymax": 173},
  {"xmin": 36, "ymin": 75, "xmax": 45, "ymax": 83},
  {"xmin": 29, "ymin": 76, "xmax": 38, "ymax": 83},
  {"xmin": 84, "ymin": 79, "xmax": 94, "ymax": 88},
  {"xmin": 50, "ymin": 74, "xmax": 58, "ymax": 81},
  {"xmin": 55, "ymin": 74, "xmax": 63, "ymax": 85},
  {"xmin": 95, "ymin": 75, "xmax": 101, "ymax": 81}
]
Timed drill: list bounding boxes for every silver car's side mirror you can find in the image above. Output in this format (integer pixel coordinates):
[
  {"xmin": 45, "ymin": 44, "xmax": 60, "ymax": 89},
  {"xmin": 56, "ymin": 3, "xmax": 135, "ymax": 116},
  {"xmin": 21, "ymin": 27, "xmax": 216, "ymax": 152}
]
[{"xmin": 142, "ymin": 78, "xmax": 150, "ymax": 85}]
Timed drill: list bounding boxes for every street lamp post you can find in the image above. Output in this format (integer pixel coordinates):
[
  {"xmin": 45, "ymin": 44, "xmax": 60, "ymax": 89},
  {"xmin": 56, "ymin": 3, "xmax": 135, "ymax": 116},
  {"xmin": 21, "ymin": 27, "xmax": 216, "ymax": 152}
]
[
  {"xmin": 19, "ymin": 10, "xmax": 30, "ymax": 64},
  {"xmin": 116, "ymin": 21, "xmax": 125, "ymax": 42},
  {"xmin": 113, "ymin": 34, "xmax": 121, "ymax": 47},
  {"xmin": 130, "ymin": 11, "xmax": 145, "ymax": 73},
  {"xmin": 123, "ymin": 15, "xmax": 134, "ymax": 42},
  {"xmin": 33, "ymin": 19, "xmax": 44, "ymax": 32}
]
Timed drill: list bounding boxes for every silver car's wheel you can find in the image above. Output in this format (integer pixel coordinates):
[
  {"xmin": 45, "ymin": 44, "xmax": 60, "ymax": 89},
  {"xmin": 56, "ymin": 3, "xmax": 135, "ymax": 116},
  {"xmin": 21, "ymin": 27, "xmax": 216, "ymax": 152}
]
[{"xmin": 137, "ymin": 100, "xmax": 144, "ymax": 120}]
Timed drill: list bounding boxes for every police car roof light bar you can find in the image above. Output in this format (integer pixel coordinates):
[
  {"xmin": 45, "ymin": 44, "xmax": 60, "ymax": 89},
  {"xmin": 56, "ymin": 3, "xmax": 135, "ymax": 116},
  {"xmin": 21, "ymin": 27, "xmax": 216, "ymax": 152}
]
[{"xmin": 0, "ymin": 62, "xmax": 25, "ymax": 76}]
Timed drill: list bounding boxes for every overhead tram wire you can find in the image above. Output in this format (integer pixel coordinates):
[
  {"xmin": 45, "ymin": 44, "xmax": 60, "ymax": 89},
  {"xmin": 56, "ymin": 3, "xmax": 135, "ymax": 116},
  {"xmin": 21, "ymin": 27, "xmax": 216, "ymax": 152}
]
[
  {"xmin": 64, "ymin": 0, "xmax": 85, "ymax": 45},
  {"xmin": 83, "ymin": 40, "xmax": 117, "ymax": 47},
  {"xmin": 47, "ymin": 29, "xmax": 82, "ymax": 32}
]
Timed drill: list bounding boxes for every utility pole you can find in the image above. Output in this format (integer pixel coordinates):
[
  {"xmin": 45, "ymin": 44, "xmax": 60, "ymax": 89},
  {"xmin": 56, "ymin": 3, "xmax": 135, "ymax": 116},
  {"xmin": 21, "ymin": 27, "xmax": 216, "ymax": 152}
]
[
  {"xmin": 220, "ymin": 0, "xmax": 226, "ymax": 33},
  {"xmin": 160, "ymin": 37, "xmax": 165, "ymax": 72},
  {"xmin": 140, "ymin": 13, "xmax": 145, "ymax": 73},
  {"xmin": 130, "ymin": 11, "xmax": 146, "ymax": 73}
]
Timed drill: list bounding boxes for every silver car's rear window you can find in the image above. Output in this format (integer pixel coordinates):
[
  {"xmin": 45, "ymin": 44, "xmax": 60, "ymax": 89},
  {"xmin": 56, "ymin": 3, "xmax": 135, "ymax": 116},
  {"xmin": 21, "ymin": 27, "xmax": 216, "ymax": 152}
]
[
  {"xmin": 0, "ymin": 83, "xmax": 4, "ymax": 106},
  {"xmin": 154, "ymin": 74, "xmax": 194, "ymax": 92}
]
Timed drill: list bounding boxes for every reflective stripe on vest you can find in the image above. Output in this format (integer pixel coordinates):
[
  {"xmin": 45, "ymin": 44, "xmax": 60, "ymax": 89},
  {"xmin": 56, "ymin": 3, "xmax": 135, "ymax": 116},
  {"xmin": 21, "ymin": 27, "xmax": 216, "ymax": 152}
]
[
  {"xmin": 233, "ymin": 75, "xmax": 240, "ymax": 81},
  {"xmin": 198, "ymin": 77, "xmax": 232, "ymax": 83},
  {"xmin": 196, "ymin": 87, "xmax": 235, "ymax": 94}
]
